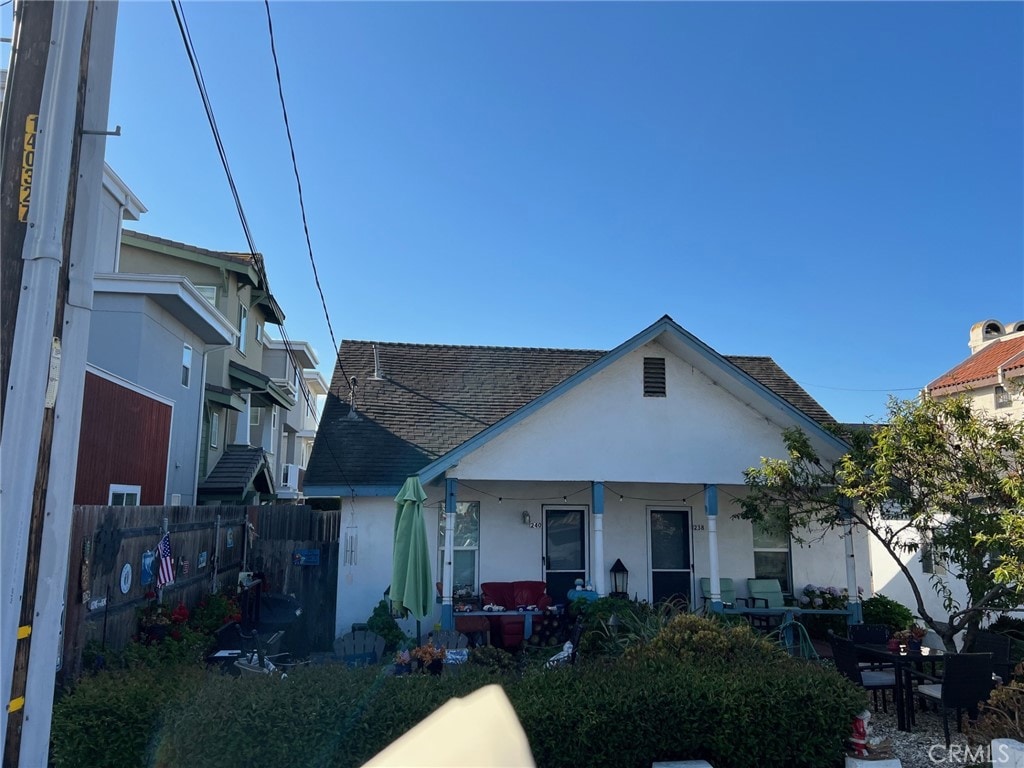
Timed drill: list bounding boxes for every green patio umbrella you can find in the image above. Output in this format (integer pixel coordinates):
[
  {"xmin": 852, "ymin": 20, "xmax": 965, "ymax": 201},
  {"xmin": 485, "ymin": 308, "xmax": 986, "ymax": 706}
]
[{"xmin": 391, "ymin": 476, "xmax": 433, "ymax": 632}]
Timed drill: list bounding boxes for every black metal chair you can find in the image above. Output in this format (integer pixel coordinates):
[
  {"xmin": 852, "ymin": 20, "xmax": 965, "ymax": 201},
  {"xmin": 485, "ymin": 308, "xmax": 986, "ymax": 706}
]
[
  {"xmin": 829, "ymin": 634, "xmax": 897, "ymax": 712},
  {"xmin": 848, "ymin": 624, "xmax": 895, "ymax": 671},
  {"xmin": 972, "ymin": 631, "xmax": 1013, "ymax": 683},
  {"xmin": 849, "ymin": 623, "xmax": 890, "ymax": 644},
  {"xmin": 916, "ymin": 652, "xmax": 995, "ymax": 747}
]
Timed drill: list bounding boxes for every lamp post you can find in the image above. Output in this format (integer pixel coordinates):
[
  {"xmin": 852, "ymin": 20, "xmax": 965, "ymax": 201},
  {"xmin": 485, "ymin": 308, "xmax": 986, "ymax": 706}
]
[{"xmin": 610, "ymin": 558, "xmax": 628, "ymax": 599}]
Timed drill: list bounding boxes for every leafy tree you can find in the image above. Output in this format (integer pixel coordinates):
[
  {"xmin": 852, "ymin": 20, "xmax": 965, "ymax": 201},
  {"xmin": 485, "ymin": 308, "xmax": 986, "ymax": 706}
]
[{"xmin": 740, "ymin": 395, "xmax": 1024, "ymax": 652}]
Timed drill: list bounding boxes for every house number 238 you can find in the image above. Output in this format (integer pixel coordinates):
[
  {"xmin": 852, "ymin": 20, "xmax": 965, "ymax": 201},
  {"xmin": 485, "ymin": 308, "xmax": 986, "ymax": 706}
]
[{"xmin": 692, "ymin": 524, "xmax": 705, "ymax": 532}]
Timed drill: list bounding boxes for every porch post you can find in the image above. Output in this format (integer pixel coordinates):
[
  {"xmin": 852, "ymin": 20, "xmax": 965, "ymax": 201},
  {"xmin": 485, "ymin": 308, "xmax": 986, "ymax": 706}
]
[
  {"xmin": 840, "ymin": 497, "xmax": 862, "ymax": 625},
  {"xmin": 442, "ymin": 477, "xmax": 457, "ymax": 630},
  {"xmin": 592, "ymin": 482, "xmax": 605, "ymax": 596},
  {"xmin": 705, "ymin": 484, "xmax": 722, "ymax": 613}
]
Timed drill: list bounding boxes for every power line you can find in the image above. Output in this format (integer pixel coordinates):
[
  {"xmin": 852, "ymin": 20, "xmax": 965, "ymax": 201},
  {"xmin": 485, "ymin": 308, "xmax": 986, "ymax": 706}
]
[
  {"xmin": 262, "ymin": 0, "xmax": 348, "ymax": 390},
  {"xmin": 797, "ymin": 381, "xmax": 923, "ymax": 393},
  {"xmin": 169, "ymin": 0, "xmax": 355, "ymax": 496}
]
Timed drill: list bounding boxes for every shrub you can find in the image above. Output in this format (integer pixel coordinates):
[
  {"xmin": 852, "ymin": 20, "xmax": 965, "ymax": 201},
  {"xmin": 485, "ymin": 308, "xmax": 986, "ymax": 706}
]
[
  {"xmin": 189, "ymin": 592, "xmax": 241, "ymax": 635},
  {"xmin": 861, "ymin": 594, "xmax": 914, "ymax": 633},
  {"xmin": 149, "ymin": 653, "xmax": 862, "ymax": 768},
  {"xmin": 51, "ymin": 664, "xmax": 205, "ymax": 768},
  {"xmin": 794, "ymin": 584, "xmax": 851, "ymax": 639},
  {"xmin": 629, "ymin": 612, "xmax": 789, "ymax": 667},
  {"xmin": 966, "ymin": 677, "xmax": 1024, "ymax": 745},
  {"xmin": 468, "ymin": 644, "xmax": 516, "ymax": 674},
  {"xmin": 365, "ymin": 599, "xmax": 408, "ymax": 653}
]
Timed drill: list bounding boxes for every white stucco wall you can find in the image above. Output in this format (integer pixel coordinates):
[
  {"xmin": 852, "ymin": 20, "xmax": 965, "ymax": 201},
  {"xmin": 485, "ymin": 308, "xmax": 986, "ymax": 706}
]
[
  {"xmin": 333, "ymin": 479, "xmax": 871, "ymax": 641},
  {"xmin": 868, "ymin": 529, "xmax": 971, "ymax": 627},
  {"xmin": 452, "ymin": 342, "xmax": 844, "ymax": 485}
]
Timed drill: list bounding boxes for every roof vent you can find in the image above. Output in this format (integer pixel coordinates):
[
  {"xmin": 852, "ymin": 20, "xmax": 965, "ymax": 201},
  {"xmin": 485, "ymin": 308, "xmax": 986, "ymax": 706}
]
[
  {"xmin": 984, "ymin": 321, "xmax": 1005, "ymax": 338},
  {"xmin": 1012, "ymin": 321, "xmax": 1024, "ymax": 335},
  {"xmin": 369, "ymin": 344, "xmax": 385, "ymax": 380},
  {"xmin": 643, "ymin": 357, "xmax": 666, "ymax": 397},
  {"xmin": 346, "ymin": 376, "xmax": 360, "ymax": 420}
]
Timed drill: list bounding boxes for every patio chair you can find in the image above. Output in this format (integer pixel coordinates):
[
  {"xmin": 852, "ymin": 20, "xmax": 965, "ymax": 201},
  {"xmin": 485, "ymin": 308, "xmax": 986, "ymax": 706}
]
[
  {"xmin": 698, "ymin": 577, "xmax": 736, "ymax": 609},
  {"xmin": 829, "ymin": 634, "xmax": 897, "ymax": 713},
  {"xmin": 334, "ymin": 629, "xmax": 385, "ymax": 667},
  {"xmin": 430, "ymin": 629, "xmax": 470, "ymax": 651},
  {"xmin": 916, "ymin": 652, "xmax": 995, "ymax": 747},
  {"xmin": 972, "ymin": 631, "xmax": 1012, "ymax": 684},
  {"xmin": 744, "ymin": 578, "xmax": 792, "ymax": 631},
  {"xmin": 848, "ymin": 624, "xmax": 895, "ymax": 671},
  {"xmin": 848, "ymin": 624, "xmax": 890, "ymax": 645}
]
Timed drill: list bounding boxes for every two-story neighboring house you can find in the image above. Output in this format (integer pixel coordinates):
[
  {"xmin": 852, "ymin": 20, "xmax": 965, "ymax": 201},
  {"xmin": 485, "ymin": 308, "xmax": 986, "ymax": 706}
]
[
  {"xmin": 263, "ymin": 338, "xmax": 328, "ymax": 502},
  {"xmin": 76, "ymin": 168, "xmax": 237, "ymax": 507},
  {"xmin": 925, "ymin": 319, "xmax": 1024, "ymax": 418}
]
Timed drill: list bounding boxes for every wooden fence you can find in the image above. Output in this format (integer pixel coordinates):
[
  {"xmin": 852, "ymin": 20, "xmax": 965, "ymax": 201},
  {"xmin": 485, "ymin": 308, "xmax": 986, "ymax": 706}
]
[{"xmin": 61, "ymin": 504, "xmax": 339, "ymax": 683}]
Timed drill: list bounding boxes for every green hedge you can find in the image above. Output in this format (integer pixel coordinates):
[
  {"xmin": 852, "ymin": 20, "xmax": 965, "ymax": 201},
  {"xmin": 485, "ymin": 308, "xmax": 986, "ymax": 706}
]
[
  {"xmin": 141, "ymin": 658, "xmax": 861, "ymax": 768},
  {"xmin": 51, "ymin": 664, "xmax": 205, "ymax": 768}
]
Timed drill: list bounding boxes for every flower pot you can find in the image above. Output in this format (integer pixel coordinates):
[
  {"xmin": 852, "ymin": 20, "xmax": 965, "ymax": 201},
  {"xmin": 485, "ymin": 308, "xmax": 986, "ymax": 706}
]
[
  {"xmin": 427, "ymin": 659, "xmax": 443, "ymax": 676},
  {"xmin": 393, "ymin": 662, "xmax": 412, "ymax": 676},
  {"xmin": 908, "ymin": 639, "xmax": 922, "ymax": 652},
  {"xmin": 886, "ymin": 638, "xmax": 900, "ymax": 652}
]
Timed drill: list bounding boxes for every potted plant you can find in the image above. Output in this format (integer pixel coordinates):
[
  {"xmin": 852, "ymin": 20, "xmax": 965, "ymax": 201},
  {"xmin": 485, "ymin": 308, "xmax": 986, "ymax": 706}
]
[{"xmin": 410, "ymin": 643, "xmax": 445, "ymax": 674}]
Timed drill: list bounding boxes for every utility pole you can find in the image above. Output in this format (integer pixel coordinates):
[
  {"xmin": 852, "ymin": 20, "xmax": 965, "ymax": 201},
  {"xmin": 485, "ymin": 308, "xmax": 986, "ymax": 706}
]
[{"xmin": 0, "ymin": 1, "xmax": 119, "ymax": 763}]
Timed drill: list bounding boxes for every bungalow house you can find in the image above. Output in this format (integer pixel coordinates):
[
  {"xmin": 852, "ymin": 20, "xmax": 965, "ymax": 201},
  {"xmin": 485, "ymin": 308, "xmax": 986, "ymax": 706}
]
[{"xmin": 304, "ymin": 316, "xmax": 870, "ymax": 639}]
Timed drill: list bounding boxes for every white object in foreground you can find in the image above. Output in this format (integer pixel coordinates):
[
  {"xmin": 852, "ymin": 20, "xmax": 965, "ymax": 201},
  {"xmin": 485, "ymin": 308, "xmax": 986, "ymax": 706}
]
[
  {"xmin": 992, "ymin": 739, "xmax": 1024, "ymax": 768},
  {"xmin": 363, "ymin": 684, "xmax": 534, "ymax": 768}
]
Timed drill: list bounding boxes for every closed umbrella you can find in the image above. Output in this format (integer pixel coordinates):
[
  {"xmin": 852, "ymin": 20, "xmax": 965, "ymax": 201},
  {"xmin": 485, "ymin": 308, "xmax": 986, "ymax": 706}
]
[{"xmin": 391, "ymin": 476, "xmax": 433, "ymax": 640}]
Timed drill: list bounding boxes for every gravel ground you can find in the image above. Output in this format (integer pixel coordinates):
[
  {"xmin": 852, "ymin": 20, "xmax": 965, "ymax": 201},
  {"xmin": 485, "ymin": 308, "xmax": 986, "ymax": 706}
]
[{"xmin": 863, "ymin": 705, "xmax": 984, "ymax": 768}]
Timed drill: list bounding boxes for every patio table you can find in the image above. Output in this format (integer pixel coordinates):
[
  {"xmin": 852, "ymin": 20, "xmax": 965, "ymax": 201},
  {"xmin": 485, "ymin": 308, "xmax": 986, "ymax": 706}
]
[{"xmin": 855, "ymin": 643, "xmax": 946, "ymax": 732}]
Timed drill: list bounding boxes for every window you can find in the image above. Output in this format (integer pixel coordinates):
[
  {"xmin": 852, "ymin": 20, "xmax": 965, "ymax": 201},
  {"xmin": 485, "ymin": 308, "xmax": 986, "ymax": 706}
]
[
  {"xmin": 271, "ymin": 405, "xmax": 278, "ymax": 432},
  {"xmin": 438, "ymin": 501, "xmax": 480, "ymax": 595},
  {"xmin": 753, "ymin": 521, "xmax": 791, "ymax": 594},
  {"xmin": 643, "ymin": 357, "xmax": 666, "ymax": 397},
  {"xmin": 920, "ymin": 530, "xmax": 946, "ymax": 575},
  {"xmin": 195, "ymin": 285, "xmax": 217, "ymax": 306},
  {"xmin": 181, "ymin": 344, "xmax": 192, "ymax": 387},
  {"xmin": 995, "ymin": 386, "xmax": 1012, "ymax": 409},
  {"xmin": 250, "ymin": 407, "xmax": 262, "ymax": 426},
  {"xmin": 237, "ymin": 303, "xmax": 248, "ymax": 354},
  {"xmin": 255, "ymin": 323, "xmax": 263, "ymax": 345},
  {"xmin": 210, "ymin": 410, "xmax": 220, "ymax": 449},
  {"xmin": 109, "ymin": 484, "xmax": 141, "ymax": 506}
]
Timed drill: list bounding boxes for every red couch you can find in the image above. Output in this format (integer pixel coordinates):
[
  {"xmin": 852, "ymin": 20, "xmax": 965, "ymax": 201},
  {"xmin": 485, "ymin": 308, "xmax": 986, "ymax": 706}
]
[{"xmin": 480, "ymin": 581, "xmax": 553, "ymax": 649}]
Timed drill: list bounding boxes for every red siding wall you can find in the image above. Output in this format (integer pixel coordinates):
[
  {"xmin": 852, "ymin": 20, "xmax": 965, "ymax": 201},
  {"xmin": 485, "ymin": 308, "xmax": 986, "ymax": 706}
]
[{"xmin": 74, "ymin": 372, "xmax": 172, "ymax": 504}]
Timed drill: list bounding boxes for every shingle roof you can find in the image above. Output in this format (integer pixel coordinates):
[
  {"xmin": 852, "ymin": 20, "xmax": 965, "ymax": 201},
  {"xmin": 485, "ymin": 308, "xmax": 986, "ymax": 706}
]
[
  {"xmin": 122, "ymin": 229, "xmax": 256, "ymax": 269},
  {"xmin": 199, "ymin": 445, "xmax": 273, "ymax": 497},
  {"xmin": 927, "ymin": 336, "xmax": 1024, "ymax": 394},
  {"xmin": 306, "ymin": 338, "xmax": 835, "ymax": 489}
]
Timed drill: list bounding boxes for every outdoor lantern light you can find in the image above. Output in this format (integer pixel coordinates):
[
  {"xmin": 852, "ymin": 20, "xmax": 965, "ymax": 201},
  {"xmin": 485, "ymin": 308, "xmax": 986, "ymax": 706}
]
[
  {"xmin": 610, "ymin": 558, "xmax": 628, "ymax": 598},
  {"xmin": 522, "ymin": 510, "xmax": 531, "ymax": 525}
]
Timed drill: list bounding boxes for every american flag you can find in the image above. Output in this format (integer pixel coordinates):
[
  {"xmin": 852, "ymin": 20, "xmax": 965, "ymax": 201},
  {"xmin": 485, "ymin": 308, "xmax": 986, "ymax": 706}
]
[{"xmin": 157, "ymin": 533, "xmax": 174, "ymax": 588}]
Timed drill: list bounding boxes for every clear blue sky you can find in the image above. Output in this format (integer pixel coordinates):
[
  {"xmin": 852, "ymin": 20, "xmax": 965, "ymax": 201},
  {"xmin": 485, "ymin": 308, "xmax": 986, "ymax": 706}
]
[{"xmin": 10, "ymin": 1, "xmax": 1023, "ymax": 423}]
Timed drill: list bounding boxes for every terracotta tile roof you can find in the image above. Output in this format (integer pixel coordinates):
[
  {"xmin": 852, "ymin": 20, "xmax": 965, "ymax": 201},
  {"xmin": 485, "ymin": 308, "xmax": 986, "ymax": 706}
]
[
  {"xmin": 927, "ymin": 336, "xmax": 1024, "ymax": 394},
  {"xmin": 306, "ymin": 340, "xmax": 836, "ymax": 489}
]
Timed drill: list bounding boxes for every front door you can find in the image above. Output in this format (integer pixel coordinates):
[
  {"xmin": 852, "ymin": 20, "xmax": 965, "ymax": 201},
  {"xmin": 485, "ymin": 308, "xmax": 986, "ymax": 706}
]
[
  {"xmin": 649, "ymin": 508, "xmax": 692, "ymax": 607},
  {"xmin": 544, "ymin": 507, "xmax": 587, "ymax": 606}
]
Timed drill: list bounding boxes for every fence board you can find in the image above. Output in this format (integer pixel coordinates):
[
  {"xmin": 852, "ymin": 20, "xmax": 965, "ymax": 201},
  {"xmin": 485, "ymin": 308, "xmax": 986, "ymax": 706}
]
[{"xmin": 61, "ymin": 504, "xmax": 339, "ymax": 683}]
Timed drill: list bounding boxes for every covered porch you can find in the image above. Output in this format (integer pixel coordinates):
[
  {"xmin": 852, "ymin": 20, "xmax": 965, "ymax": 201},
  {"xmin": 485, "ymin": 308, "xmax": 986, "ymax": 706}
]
[{"xmin": 433, "ymin": 477, "xmax": 866, "ymax": 634}]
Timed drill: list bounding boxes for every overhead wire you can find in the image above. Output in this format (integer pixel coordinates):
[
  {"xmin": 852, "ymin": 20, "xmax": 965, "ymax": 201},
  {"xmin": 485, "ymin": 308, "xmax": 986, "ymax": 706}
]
[{"xmin": 169, "ymin": 0, "xmax": 355, "ymax": 497}]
